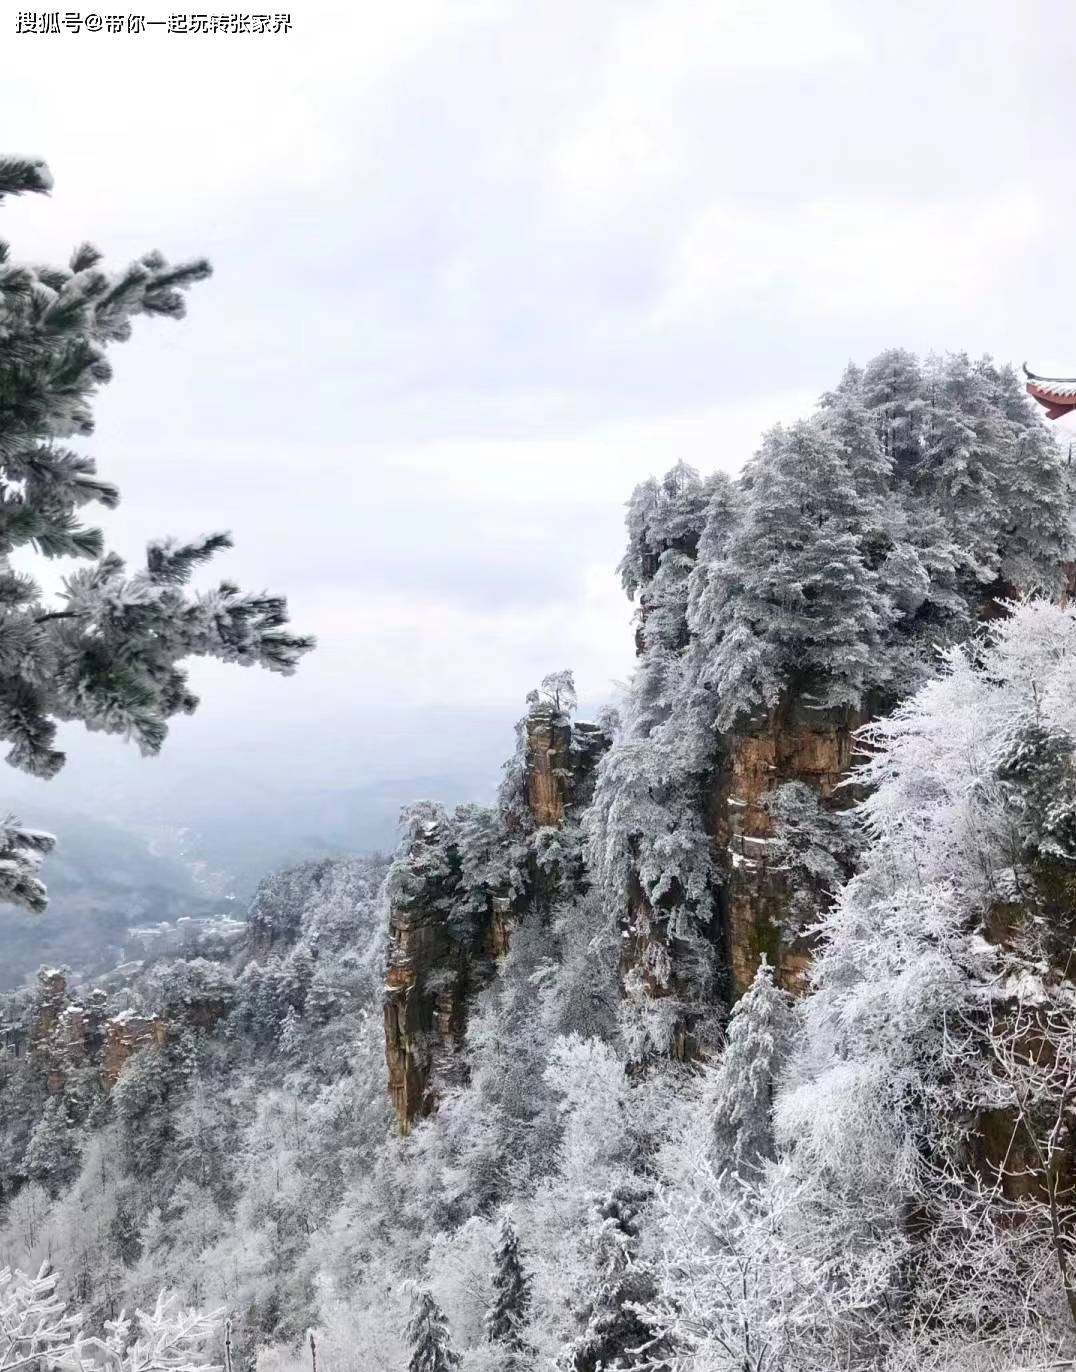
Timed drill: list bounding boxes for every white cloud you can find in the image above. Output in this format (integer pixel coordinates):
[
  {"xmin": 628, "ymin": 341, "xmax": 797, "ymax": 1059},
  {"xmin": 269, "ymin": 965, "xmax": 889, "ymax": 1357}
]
[
  {"xmin": 387, "ymin": 388, "xmax": 817, "ymax": 504},
  {"xmin": 554, "ymin": 0, "xmax": 865, "ymax": 207},
  {"xmin": 0, "ymin": 0, "xmax": 503, "ymax": 255},
  {"xmin": 655, "ymin": 189, "xmax": 1043, "ymax": 324},
  {"xmin": 3, "ymin": 0, "xmax": 1075, "ymax": 801},
  {"xmin": 295, "ymin": 561, "xmax": 633, "ymax": 710}
]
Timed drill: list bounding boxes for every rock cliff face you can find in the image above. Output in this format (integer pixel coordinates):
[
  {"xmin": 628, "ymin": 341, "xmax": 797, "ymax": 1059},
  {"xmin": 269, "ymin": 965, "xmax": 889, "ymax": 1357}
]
[
  {"xmin": 101, "ymin": 1010, "xmax": 169, "ymax": 1085},
  {"xmin": 0, "ymin": 967, "xmax": 231, "ymax": 1099},
  {"xmin": 702, "ymin": 580, "xmax": 1029, "ymax": 1007},
  {"xmin": 383, "ymin": 703, "xmax": 608, "ymax": 1133},
  {"xmin": 380, "ymin": 670, "xmax": 874, "ymax": 1119},
  {"xmin": 715, "ymin": 696, "xmax": 866, "ymax": 998},
  {"xmin": 383, "ymin": 819, "xmax": 474, "ymax": 1135},
  {"xmin": 4, "ymin": 970, "xmax": 169, "ymax": 1094},
  {"xmin": 612, "ymin": 695, "xmax": 867, "ymax": 1064}
]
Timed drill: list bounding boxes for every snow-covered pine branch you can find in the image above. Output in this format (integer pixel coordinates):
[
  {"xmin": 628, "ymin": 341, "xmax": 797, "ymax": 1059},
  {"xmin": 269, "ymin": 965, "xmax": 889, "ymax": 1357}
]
[
  {"xmin": 0, "ymin": 1265, "xmax": 222, "ymax": 1372},
  {"xmin": 0, "ymin": 156, "xmax": 313, "ymax": 911}
]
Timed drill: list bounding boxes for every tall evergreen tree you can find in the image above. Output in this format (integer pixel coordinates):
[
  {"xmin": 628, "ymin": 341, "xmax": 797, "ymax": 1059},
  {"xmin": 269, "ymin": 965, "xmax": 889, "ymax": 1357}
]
[
  {"xmin": 708, "ymin": 956, "xmax": 793, "ymax": 1174},
  {"xmin": 859, "ymin": 347, "xmax": 927, "ymax": 473},
  {"xmin": 819, "ymin": 360, "xmax": 894, "ymax": 505},
  {"xmin": 705, "ymin": 419, "xmax": 895, "ymax": 726},
  {"xmin": 979, "ymin": 358, "xmax": 1073, "ymax": 593},
  {"xmin": 568, "ymin": 1186, "xmax": 658, "ymax": 1372},
  {"xmin": 618, "ymin": 461, "xmax": 712, "ymax": 602},
  {"xmin": 406, "ymin": 1290, "xmax": 460, "ymax": 1372},
  {"xmin": 0, "ymin": 155, "xmax": 313, "ymax": 910},
  {"xmin": 484, "ymin": 1213, "xmax": 532, "ymax": 1360}
]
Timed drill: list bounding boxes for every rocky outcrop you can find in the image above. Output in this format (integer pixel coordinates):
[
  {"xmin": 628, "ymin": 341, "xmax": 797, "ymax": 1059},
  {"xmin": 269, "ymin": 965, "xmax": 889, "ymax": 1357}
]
[
  {"xmin": 381, "ymin": 679, "xmax": 869, "ymax": 1110},
  {"xmin": 7, "ymin": 969, "xmax": 218, "ymax": 1095},
  {"xmin": 101, "ymin": 1011, "xmax": 169, "ymax": 1085},
  {"xmin": 613, "ymin": 693, "xmax": 866, "ymax": 1060},
  {"xmin": 383, "ymin": 703, "xmax": 609, "ymax": 1133},
  {"xmin": 383, "ymin": 814, "xmax": 472, "ymax": 1132},
  {"xmin": 524, "ymin": 707, "xmax": 607, "ymax": 826},
  {"xmin": 716, "ymin": 696, "xmax": 866, "ymax": 998}
]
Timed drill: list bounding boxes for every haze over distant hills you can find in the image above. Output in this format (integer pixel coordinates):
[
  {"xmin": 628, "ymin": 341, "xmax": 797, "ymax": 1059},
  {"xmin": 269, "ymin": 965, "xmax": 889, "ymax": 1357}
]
[{"xmin": 0, "ymin": 699, "xmax": 583, "ymax": 987}]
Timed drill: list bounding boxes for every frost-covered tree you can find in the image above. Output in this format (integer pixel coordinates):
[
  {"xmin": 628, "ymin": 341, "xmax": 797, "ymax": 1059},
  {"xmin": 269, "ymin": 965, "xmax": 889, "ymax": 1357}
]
[
  {"xmin": 774, "ymin": 600, "xmax": 1076, "ymax": 1362},
  {"xmin": 585, "ymin": 719, "xmax": 717, "ymax": 1058},
  {"xmin": 647, "ymin": 1159, "xmax": 810, "ymax": 1372},
  {"xmin": 433, "ymin": 915, "xmax": 563, "ymax": 1214},
  {"xmin": 705, "ymin": 420, "xmax": 895, "ymax": 725},
  {"xmin": 919, "ymin": 354, "xmax": 1072, "ymax": 594},
  {"xmin": 618, "ymin": 461, "xmax": 714, "ymax": 604},
  {"xmin": 484, "ymin": 1213, "xmax": 531, "ymax": 1362},
  {"xmin": 536, "ymin": 670, "xmax": 577, "ymax": 718},
  {"xmin": 588, "ymin": 466, "xmax": 725, "ymax": 1059},
  {"xmin": 22, "ymin": 1095, "xmax": 80, "ymax": 1193},
  {"xmin": 278, "ymin": 1006, "xmax": 302, "ymax": 1057},
  {"xmin": 709, "ymin": 957, "xmax": 792, "ymax": 1175},
  {"xmin": 0, "ymin": 817, "xmax": 54, "ymax": 914},
  {"xmin": 0, "ymin": 1263, "xmax": 221, "ymax": 1372},
  {"xmin": 0, "ymin": 154, "xmax": 312, "ymax": 911},
  {"xmin": 763, "ymin": 780, "xmax": 862, "ymax": 923},
  {"xmin": 406, "ymin": 1290, "xmax": 460, "ymax": 1372},
  {"xmin": 565, "ymin": 1186, "xmax": 657, "ymax": 1372}
]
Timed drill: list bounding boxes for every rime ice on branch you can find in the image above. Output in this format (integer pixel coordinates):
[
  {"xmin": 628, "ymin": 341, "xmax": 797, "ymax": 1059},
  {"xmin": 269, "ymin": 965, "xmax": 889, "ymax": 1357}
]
[{"xmin": 0, "ymin": 155, "xmax": 313, "ymax": 911}]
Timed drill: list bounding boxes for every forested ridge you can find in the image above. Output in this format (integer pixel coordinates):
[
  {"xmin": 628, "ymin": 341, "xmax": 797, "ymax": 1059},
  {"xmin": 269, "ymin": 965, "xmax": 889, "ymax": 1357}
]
[{"xmin": 5, "ymin": 339, "xmax": 1076, "ymax": 1372}]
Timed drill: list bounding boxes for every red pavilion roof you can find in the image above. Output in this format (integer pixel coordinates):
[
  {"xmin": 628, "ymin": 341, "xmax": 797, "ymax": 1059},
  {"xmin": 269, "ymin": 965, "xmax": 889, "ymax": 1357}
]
[{"xmin": 1025, "ymin": 365, "xmax": 1076, "ymax": 420}]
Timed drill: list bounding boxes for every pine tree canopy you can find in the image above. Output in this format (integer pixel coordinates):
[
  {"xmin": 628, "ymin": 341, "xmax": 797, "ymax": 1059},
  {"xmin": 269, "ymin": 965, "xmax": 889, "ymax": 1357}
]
[
  {"xmin": 708, "ymin": 955, "xmax": 793, "ymax": 1172},
  {"xmin": 484, "ymin": 1213, "xmax": 531, "ymax": 1351},
  {"xmin": 407, "ymin": 1290, "xmax": 460, "ymax": 1372},
  {"xmin": 0, "ymin": 155, "xmax": 314, "ymax": 913}
]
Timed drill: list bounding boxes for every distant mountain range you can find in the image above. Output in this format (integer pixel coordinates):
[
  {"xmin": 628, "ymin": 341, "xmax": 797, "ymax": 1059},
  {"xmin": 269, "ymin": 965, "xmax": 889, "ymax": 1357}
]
[{"xmin": 0, "ymin": 770, "xmax": 495, "ymax": 989}]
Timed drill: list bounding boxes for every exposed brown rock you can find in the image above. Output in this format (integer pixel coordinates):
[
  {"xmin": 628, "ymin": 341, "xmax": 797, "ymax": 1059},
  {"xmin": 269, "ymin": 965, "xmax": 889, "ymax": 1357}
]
[
  {"xmin": 383, "ymin": 867, "xmax": 468, "ymax": 1134},
  {"xmin": 101, "ymin": 1014, "xmax": 168, "ymax": 1086},
  {"xmin": 524, "ymin": 708, "xmax": 607, "ymax": 828},
  {"xmin": 16, "ymin": 969, "xmax": 179, "ymax": 1097},
  {"xmin": 615, "ymin": 690, "xmax": 868, "ymax": 1059},
  {"xmin": 525, "ymin": 708, "xmax": 571, "ymax": 826},
  {"xmin": 716, "ymin": 695, "xmax": 867, "ymax": 999},
  {"xmin": 383, "ymin": 707, "xmax": 609, "ymax": 1133}
]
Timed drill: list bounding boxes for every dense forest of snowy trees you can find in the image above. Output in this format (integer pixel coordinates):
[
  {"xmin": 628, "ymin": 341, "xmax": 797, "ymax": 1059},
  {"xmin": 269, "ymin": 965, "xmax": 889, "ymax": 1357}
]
[
  {"xmin": 12, "ymin": 591, "xmax": 1076, "ymax": 1372},
  {"xmin": 5, "ymin": 234, "xmax": 1076, "ymax": 1372}
]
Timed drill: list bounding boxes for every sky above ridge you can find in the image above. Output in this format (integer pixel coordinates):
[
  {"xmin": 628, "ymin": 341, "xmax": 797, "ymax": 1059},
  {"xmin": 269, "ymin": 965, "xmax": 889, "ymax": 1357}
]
[{"xmin": 2, "ymin": 0, "xmax": 1076, "ymax": 819}]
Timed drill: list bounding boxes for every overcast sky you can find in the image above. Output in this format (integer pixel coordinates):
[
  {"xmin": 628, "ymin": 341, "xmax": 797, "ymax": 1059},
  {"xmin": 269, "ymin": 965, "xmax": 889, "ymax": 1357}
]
[{"xmin": 3, "ymin": 0, "xmax": 1076, "ymax": 816}]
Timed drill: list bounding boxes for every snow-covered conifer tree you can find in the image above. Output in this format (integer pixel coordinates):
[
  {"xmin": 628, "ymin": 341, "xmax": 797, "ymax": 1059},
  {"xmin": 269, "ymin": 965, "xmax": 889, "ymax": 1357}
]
[
  {"xmin": 764, "ymin": 780, "xmax": 861, "ymax": 923},
  {"xmin": 484, "ymin": 1213, "xmax": 531, "ymax": 1362},
  {"xmin": 565, "ymin": 1186, "xmax": 657, "ymax": 1372},
  {"xmin": 709, "ymin": 957, "xmax": 792, "ymax": 1174},
  {"xmin": 705, "ymin": 419, "xmax": 894, "ymax": 726},
  {"xmin": 278, "ymin": 1006, "xmax": 302, "ymax": 1057},
  {"xmin": 588, "ymin": 464, "xmax": 727, "ymax": 1057},
  {"xmin": 0, "ymin": 816, "xmax": 54, "ymax": 914},
  {"xmin": 0, "ymin": 155, "xmax": 313, "ymax": 911},
  {"xmin": 618, "ymin": 461, "xmax": 713, "ymax": 603},
  {"xmin": 406, "ymin": 1290, "xmax": 460, "ymax": 1372},
  {"xmin": 859, "ymin": 347, "xmax": 928, "ymax": 471},
  {"xmin": 22, "ymin": 1095, "xmax": 80, "ymax": 1192}
]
